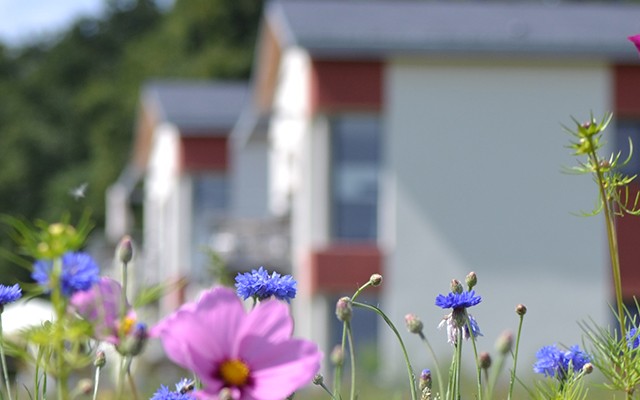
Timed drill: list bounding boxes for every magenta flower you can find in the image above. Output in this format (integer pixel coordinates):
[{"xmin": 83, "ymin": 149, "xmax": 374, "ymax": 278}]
[
  {"xmin": 69, "ymin": 277, "xmax": 135, "ymax": 344},
  {"xmin": 151, "ymin": 287, "xmax": 321, "ymax": 400},
  {"xmin": 629, "ymin": 35, "xmax": 640, "ymax": 54}
]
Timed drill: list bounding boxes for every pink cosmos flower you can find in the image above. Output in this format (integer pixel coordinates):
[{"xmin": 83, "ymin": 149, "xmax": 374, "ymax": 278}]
[
  {"xmin": 150, "ymin": 286, "xmax": 321, "ymax": 400},
  {"xmin": 69, "ymin": 277, "xmax": 135, "ymax": 344},
  {"xmin": 629, "ymin": 35, "xmax": 640, "ymax": 54}
]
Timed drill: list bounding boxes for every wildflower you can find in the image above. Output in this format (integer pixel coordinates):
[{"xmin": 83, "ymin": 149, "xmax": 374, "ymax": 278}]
[
  {"xmin": 151, "ymin": 286, "xmax": 321, "ymax": 400},
  {"xmin": 435, "ymin": 290, "xmax": 482, "ymax": 310},
  {"xmin": 32, "ymin": 251, "xmax": 99, "ymax": 297},
  {"xmin": 0, "ymin": 284, "xmax": 22, "ymax": 311},
  {"xmin": 436, "ymin": 290, "xmax": 482, "ymax": 344},
  {"xmin": 627, "ymin": 327, "xmax": 640, "ymax": 350},
  {"xmin": 69, "ymin": 277, "xmax": 135, "ymax": 344},
  {"xmin": 235, "ymin": 266, "xmax": 297, "ymax": 302},
  {"xmin": 629, "ymin": 35, "xmax": 640, "ymax": 54},
  {"xmin": 150, "ymin": 384, "xmax": 196, "ymax": 400},
  {"xmin": 175, "ymin": 378, "xmax": 196, "ymax": 394},
  {"xmin": 533, "ymin": 344, "xmax": 590, "ymax": 380}
]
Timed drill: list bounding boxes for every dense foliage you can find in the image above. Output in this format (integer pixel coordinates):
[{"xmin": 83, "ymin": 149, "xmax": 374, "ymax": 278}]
[{"xmin": 0, "ymin": 0, "xmax": 262, "ymax": 280}]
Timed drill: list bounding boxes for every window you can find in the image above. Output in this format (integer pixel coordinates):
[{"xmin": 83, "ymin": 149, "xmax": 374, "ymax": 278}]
[
  {"xmin": 330, "ymin": 115, "xmax": 381, "ymax": 241},
  {"xmin": 191, "ymin": 174, "xmax": 229, "ymax": 280}
]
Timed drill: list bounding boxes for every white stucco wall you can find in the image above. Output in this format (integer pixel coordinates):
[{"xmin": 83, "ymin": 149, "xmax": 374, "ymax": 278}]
[
  {"xmin": 382, "ymin": 58, "xmax": 610, "ymax": 381},
  {"xmin": 230, "ymin": 134, "xmax": 270, "ymax": 219},
  {"xmin": 144, "ymin": 124, "xmax": 192, "ymax": 312}
]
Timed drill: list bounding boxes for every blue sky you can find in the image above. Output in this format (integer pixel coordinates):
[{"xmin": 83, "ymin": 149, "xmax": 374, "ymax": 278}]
[{"xmin": 0, "ymin": 0, "xmax": 106, "ymax": 46}]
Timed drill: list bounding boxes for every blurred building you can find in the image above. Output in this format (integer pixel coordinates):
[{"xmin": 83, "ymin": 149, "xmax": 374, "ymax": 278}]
[{"xmin": 109, "ymin": 0, "xmax": 640, "ymax": 380}]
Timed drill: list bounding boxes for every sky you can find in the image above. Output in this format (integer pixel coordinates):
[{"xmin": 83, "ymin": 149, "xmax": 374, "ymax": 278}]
[{"xmin": 0, "ymin": 0, "xmax": 106, "ymax": 46}]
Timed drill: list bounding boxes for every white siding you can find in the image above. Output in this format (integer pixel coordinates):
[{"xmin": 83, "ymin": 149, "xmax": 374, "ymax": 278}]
[{"xmin": 382, "ymin": 58, "xmax": 610, "ymax": 379}]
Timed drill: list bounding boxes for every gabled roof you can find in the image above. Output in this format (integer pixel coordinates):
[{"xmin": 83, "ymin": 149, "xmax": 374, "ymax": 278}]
[
  {"xmin": 267, "ymin": 0, "xmax": 640, "ymax": 60},
  {"xmin": 142, "ymin": 80, "xmax": 248, "ymax": 134}
]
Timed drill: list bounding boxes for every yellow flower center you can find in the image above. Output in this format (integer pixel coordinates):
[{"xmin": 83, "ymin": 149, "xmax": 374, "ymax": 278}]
[
  {"xmin": 219, "ymin": 359, "xmax": 250, "ymax": 387},
  {"xmin": 120, "ymin": 316, "xmax": 136, "ymax": 336}
]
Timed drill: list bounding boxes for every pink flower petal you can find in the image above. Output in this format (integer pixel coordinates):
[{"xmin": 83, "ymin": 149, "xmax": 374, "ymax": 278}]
[
  {"xmin": 241, "ymin": 337, "xmax": 321, "ymax": 400},
  {"xmin": 629, "ymin": 35, "xmax": 640, "ymax": 54},
  {"xmin": 234, "ymin": 300, "xmax": 293, "ymax": 356}
]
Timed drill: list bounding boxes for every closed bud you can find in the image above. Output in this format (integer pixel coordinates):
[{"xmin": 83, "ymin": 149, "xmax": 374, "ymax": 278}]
[
  {"xmin": 76, "ymin": 379, "xmax": 93, "ymax": 395},
  {"xmin": 419, "ymin": 369, "xmax": 432, "ymax": 391},
  {"xmin": 496, "ymin": 330, "xmax": 513, "ymax": 355},
  {"xmin": 369, "ymin": 274, "xmax": 383, "ymax": 286},
  {"xmin": 335, "ymin": 297, "xmax": 352, "ymax": 322},
  {"xmin": 117, "ymin": 235, "xmax": 133, "ymax": 264},
  {"xmin": 94, "ymin": 350, "xmax": 106, "ymax": 368},
  {"xmin": 516, "ymin": 304, "xmax": 527, "ymax": 316},
  {"xmin": 582, "ymin": 363, "xmax": 594, "ymax": 374},
  {"xmin": 312, "ymin": 374, "xmax": 324, "ymax": 385},
  {"xmin": 479, "ymin": 352, "xmax": 492, "ymax": 370},
  {"xmin": 330, "ymin": 345, "xmax": 344, "ymax": 366},
  {"xmin": 465, "ymin": 271, "xmax": 477, "ymax": 290},
  {"xmin": 450, "ymin": 279, "xmax": 463, "ymax": 294},
  {"xmin": 405, "ymin": 313, "xmax": 424, "ymax": 334}
]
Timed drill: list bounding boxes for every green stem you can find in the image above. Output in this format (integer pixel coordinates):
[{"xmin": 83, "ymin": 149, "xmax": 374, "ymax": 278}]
[
  {"xmin": 466, "ymin": 320, "xmax": 482, "ymax": 400},
  {"xmin": 418, "ymin": 331, "xmax": 445, "ymax": 398},
  {"xmin": 589, "ymin": 147, "xmax": 626, "ymax": 339},
  {"xmin": 453, "ymin": 329, "xmax": 463, "ymax": 400},
  {"xmin": 318, "ymin": 381, "xmax": 338, "ymax": 400},
  {"xmin": 346, "ymin": 322, "xmax": 356, "ymax": 400},
  {"xmin": 507, "ymin": 315, "xmax": 525, "ymax": 400},
  {"xmin": 333, "ymin": 322, "xmax": 347, "ymax": 399},
  {"xmin": 352, "ymin": 301, "xmax": 417, "ymax": 400},
  {"xmin": 92, "ymin": 366, "xmax": 101, "ymax": 400},
  {"xmin": 0, "ymin": 315, "xmax": 12, "ymax": 400}
]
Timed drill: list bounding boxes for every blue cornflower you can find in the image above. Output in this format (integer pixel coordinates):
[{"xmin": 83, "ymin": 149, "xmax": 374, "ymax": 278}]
[
  {"xmin": 627, "ymin": 327, "xmax": 640, "ymax": 350},
  {"xmin": 0, "ymin": 284, "xmax": 22, "ymax": 307},
  {"xmin": 150, "ymin": 384, "xmax": 196, "ymax": 400},
  {"xmin": 235, "ymin": 266, "xmax": 297, "ymax": 302},
  {"xmin": 435, "ymin": 290, "xmax": 482, "ymax": 310},
  {"xmin": 533, "ymin": 344, "xmax": 591, "ymax": 380},
  {"xmin": 436, "ymin": 290, "xmax": 482, "ymax": 344},
  {"xmin": 32, "ymin": 251, "xmax": 100, "ymax": 297}
]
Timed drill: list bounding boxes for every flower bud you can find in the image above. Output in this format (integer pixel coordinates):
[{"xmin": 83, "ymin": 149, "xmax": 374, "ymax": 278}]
[
  {"xmin": 582, "ymin": 363, "xmax": 594, "ymax": 374},
  {"xmin": 369, "ymin": 273, "xmax": 383, "ymax": 287},
  {"xmin": 495, "ymin": 330, "xmax": 513, "ymax": 355},
  {"xmin": 450, "ymin": 279, "xmax": 463, "ymax": 294},
  {"xmin": 516, "ymin": 304, "xmax": 527, "ymax": 316},
  {"xmin": 418, "ymin": 369, "xmax": 432, "ymax": 391},
  {"xmin": 117, "ymin": 235, "xmax": 133, "ymax": 264},
  {"xmin": 118, "ymin": 323, "xmax": 148, "ymax": 356},
  {"xmin": 330, "ymin": 345, "xmax": 344, "ymax": 366},
  {"xmin": 94, "ymin": 350, "xmax": 106, "ymax": 368},
  {"xmin": 312, "ymin": 374, "xmax": 324, "ymax": 385},
  {"xmin": 465, "ymin": 271, "xmax": 477, "ymax": 290},
  {"xmin": 479, "ymin": 352, "xmax": 492, "ymax": 370},
  {"xmin": 335, "ymin": 297, "xmax": 352, "ymax": 322},
  {"xmin": 405, "ymin": 313, "xmax": 424, "ymax": 334},
  {"xmin": 75, "ymin": 379, "xmax": 93, "ymax": 395}
]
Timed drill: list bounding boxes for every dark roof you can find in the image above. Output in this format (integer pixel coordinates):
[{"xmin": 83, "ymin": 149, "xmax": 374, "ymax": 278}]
[
  {"xmin": 268, "ymin": 0, "xmax": 640, "ymax": 60},
  {"xmin": 143, "ymin": 80, "xmax": 248, "ymax": 134}
]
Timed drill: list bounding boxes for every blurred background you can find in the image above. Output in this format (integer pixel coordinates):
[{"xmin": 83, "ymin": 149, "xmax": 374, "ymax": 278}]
[{"xmin": 2, "ymin": 0, "xmax": 640, "ymax": 398}]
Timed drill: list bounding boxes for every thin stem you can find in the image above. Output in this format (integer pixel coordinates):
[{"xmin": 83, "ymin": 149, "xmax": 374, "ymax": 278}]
[
  {"xmin": 333, "ymin": 322, "xmax": 347, "ymax": 399},
  {"xmin": 508, "ymin": 314, "xmax": 525, "ymax": 400},
  {"xmin": 0, "ymin": 315, "xmax": 12, "ymax": 400},
  {"xmin": 466, "ymin": 320, "xmax": 482, "ymax": 400},
  {"xmin": 352, "ymin": 301, "xmax": 417, "ymax": 400},
  {"xmin": 127, "ymin": 372, "xmax": 140, "ymax": 400},
  {"xmin": 346, "ymin": 322, "xmax": 356, "ymax": 400},
  {"xmin": 589, "ymin": 147, "xmax": 625, "ymax": 339},
  {"xmin": 453, "ymin": 329, "xmax": 463, "ymax": 400},
  {"xmin": 92, "ymin": 366, "xmax": 101, "ymax": 400},
  {"xmin": 418, "ymin": 331, "xmax": 445, "ymax": 397},
  {"xmin": 317, "ymin": 380, "xmax": 338, "ymax": 400}
]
